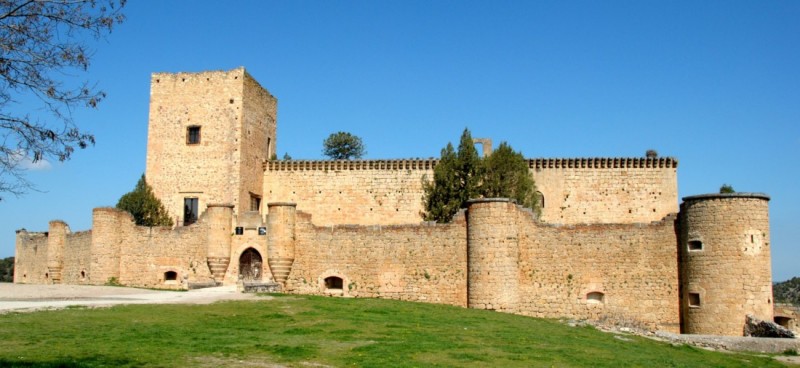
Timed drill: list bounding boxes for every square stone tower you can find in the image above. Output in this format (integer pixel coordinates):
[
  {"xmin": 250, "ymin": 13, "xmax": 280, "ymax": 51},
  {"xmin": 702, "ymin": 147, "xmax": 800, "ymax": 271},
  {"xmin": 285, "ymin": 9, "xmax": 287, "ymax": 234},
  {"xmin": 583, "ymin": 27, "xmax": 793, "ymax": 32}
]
[{"xmin": 145, "ymin": 67, "xmax": 277, "ymax": 225}]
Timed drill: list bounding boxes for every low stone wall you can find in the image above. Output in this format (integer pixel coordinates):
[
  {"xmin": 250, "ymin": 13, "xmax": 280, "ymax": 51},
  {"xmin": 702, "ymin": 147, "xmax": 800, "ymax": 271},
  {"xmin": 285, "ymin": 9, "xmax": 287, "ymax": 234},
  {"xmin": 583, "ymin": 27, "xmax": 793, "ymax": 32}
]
[{"xmin": 287, "ymin": 211, "xmax": 468, "ymax": 307}]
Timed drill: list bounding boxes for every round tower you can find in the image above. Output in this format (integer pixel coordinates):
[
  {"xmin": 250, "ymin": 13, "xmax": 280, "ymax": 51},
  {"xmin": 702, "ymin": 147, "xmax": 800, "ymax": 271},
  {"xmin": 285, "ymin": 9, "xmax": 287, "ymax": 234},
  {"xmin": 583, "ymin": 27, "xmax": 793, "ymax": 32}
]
[
  {"xmin": 267, "ymin": 202, "xmax": 297, "ymax": 286},
  {"xmin": 46, "ymin": 220, "xmax": 68, "ymax": 284},
  {"xmin": 679, "ymin": 193, "xmax": 772, "ymax": 336},
  {"xmin": 205, "ymin": 203, "xmax": 234, "ymax": 283},
  {"xmin": 466, "ymin": 198, "xmax": 520, "ymax": 313}
]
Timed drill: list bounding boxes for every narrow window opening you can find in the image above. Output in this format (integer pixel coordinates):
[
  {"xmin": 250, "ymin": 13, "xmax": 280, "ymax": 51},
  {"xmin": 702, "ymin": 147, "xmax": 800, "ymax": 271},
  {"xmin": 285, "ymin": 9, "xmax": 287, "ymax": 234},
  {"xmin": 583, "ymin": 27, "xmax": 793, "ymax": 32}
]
[
  {"xmin": 688, "ymin": 292, "xmax": 701, "ymax": 307},
  {"xmin": 80, "ymin": 270, "xmax": 86, "ymax": 279},
  {"xmin": 164, "ymin": 271, "xmax": 178, "ymax": 281},
  {"xmin": 688, "ymin": 240, "xmax": 703, "ymax": 251},
  {"xmin": 324, "ymin": 276, "xmax": 343, "ymax": 290},
  {"xmin": 751, "ymin": 235, "xmax": 754, "ymax": 243},
  {"xmin": 250, "ymin": 194, "xmax": 261, "ymax": 212},
  {"xmin": 586, "ymin": 291, "xmax": 605, "ymax": 304},
  {"xmin": 537, "ymin": 191, "xmax": 545, "ymax": 208},
  {"xmin": 187, "ymin": 126, "xmax": 201, "ymax": 145},
  {"xmin": 183, "ymin": 197, "xmax": 199, "ymax": 226},
  {"xmin": 235, "ymin": 227, "xmax": 244, "ymax": 235}
]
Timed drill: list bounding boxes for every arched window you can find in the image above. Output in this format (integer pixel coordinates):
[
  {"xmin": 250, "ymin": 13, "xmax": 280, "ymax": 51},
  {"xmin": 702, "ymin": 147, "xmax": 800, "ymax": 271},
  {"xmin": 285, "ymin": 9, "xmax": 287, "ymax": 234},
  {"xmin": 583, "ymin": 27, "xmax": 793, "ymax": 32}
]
[
  {"xmin": 586, "ymin": 291, "xmax": 605, "ymax": 304},
  {"xmin": 324, "ymin": 276, "xmax": 343, "ymax": 290},
  {"xmin": 164, "ymin": 271, "xmax": 178, "ymax": 282},
  {"xmin": 536, "ymin": 191, "xmax": 545, "ymax": 208}
]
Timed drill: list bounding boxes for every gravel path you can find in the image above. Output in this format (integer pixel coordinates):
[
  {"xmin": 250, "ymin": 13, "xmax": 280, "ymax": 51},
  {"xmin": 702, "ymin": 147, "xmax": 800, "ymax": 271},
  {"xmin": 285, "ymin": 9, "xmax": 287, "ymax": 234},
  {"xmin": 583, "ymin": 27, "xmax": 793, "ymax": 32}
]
[{"xmin": 0, "ymin": 283, "xmax": 263, "ymax": 313}]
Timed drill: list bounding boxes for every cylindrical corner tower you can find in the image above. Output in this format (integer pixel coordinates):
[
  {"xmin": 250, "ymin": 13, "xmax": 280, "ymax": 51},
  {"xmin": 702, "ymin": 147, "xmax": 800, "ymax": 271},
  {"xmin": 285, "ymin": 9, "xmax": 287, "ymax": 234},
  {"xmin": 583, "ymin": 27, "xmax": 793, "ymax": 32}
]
[
  {"xmin": 467, "ymin": 198, "xmax": 520, "ymax": 313},
  {"xmin": 206, "ymin": 203, "xmax": 234, "ymax": 282},
  {"xmin": 46, "ymin": 220, "xmax": 68, "ymax": 284},
  {"xmin": 267, "ymin": 202, "xmax": 297, "ymax": 285},
  {"xmin": 679, "ymin": 193, "xmax": 772, "ymax": 336}
]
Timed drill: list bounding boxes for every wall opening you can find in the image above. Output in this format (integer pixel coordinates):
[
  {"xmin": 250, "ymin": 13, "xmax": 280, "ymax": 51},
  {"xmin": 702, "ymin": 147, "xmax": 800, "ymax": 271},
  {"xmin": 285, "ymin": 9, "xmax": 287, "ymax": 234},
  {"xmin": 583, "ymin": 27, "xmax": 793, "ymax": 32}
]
[
  {"xmin": 239, "ymin": 248, "xmax": 263, "ymax": 281},
  {"xmin": 164, "ymin": 271, "xmax": 178, "ymax": 282},
  {"xmin": 186, "ymin": 126, "xmax": 201, "ymax": 145},
  {"xmin": 324, "ymin": 276, "xmax": 343, "ymax": 290},
  {"xmin": 183, "ymin": 197, "xmax": 199, "ymax": 226},
  {"xmin": 688, "ymin": 292, "xmax": 701, "ymax": 307},
  {"xmin": 774, "ymin": 316, "xmax": 792, "ymax": 328},
  {"xmin": 586, "ymin": 291, "xmax": 605, "ymax": 304},
  {"xmin": 250, "ymin": 194, "xmax": 261, "ymax": 212},
  {"xmin": 688, "ymin": 240, "xmax": 703, "ymax": 251},
  {"xmin": 80, "ymin": 270, "xmax": 86, "ymax": 279},
  {"xmin": 537, "ymin": 191, "xmax": 545, "ymax": 208}
]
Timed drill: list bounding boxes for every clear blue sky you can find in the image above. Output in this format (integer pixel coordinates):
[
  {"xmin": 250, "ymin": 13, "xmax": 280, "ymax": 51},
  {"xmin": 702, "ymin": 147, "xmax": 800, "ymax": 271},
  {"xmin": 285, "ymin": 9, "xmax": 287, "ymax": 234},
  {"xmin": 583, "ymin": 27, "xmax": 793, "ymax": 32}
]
[{"xmin": 1, "ymin": 1, "xmax": 798, "ymax": 281}]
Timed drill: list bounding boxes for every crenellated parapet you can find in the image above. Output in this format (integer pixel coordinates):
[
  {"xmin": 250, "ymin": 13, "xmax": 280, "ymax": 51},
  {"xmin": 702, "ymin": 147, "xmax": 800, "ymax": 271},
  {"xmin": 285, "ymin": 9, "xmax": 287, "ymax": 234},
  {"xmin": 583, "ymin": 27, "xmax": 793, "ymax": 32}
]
[
  {"xmin": 529, "ymin": 157, "xmax": 678, "ymax": 170},
  {"xmin": 265, "ymin": 159, "xmax": 438, "ymax": 171}
]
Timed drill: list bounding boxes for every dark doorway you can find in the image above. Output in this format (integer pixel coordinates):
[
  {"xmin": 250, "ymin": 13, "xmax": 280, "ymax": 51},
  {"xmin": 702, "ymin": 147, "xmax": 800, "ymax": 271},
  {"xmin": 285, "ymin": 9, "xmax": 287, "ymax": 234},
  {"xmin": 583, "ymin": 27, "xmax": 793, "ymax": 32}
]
[{"xmin": 239, "ymin": 248, "xmax": 263, "ymax": 281}]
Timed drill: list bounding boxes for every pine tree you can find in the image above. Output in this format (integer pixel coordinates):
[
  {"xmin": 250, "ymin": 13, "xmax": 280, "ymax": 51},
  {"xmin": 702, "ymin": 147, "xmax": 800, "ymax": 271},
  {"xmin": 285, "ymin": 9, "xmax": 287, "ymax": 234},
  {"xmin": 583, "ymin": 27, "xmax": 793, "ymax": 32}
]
[
  {"xmin": 116, "ymin": 175, "xmax": 173, "ymax": 227},
  {"xmin": 482, "ymin": 142, "xmax": 538, "ymax": 208},
  {"xmin": 423, "ymin": 129, "xmax": 540, "ymax": 223}
]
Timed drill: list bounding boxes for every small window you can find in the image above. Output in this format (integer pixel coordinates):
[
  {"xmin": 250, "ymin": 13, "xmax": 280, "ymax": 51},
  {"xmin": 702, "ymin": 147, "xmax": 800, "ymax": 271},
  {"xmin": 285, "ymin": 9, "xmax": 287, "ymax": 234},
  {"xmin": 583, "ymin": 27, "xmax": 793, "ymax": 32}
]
[
  {"xmin": 164, "ymin": 271, "xmax": 178, "ymax": 281},
  {"xmin": 258, "ymin": 227, "xmax": 267, "ymax": 235},
  {"xmin": 537, "ymin": 191, "xmax": 545, "ymax": 208},
  {"xmin": 250, "ymin": 194, "xmax": 261, "ymax": 212},
  {"xmin": 187, "ymin": 126, "xmax": 201, "ymax": 144},
  {"xmin": 688, "ymin": 240, "xmax": 703, "ymax": 251},
  {"xmin": 586, "ymin": 291, "xmax": 605, "ymax": 304},
  {"xmin": 688, "ymin": 292, "xmax": 701, "ymax": 307},
  {"xmin": 324, "ymin": 276, "xmax": 343, "ymax": 290},
  {"xmin": 235, "ymin": 227, "xmax": 244, "ymax": 235},
  {"xmin": 184, "ymin": 197, "xmax": 198, "ymax": 226}
]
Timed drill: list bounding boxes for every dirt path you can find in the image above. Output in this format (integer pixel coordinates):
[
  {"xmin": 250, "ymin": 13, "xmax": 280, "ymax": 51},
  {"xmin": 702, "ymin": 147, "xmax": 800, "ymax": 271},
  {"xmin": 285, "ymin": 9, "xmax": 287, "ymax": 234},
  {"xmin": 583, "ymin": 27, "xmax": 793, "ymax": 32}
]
[{"xmin": 0, "ymin": 283, "xmax": 263, "ymax": 313}]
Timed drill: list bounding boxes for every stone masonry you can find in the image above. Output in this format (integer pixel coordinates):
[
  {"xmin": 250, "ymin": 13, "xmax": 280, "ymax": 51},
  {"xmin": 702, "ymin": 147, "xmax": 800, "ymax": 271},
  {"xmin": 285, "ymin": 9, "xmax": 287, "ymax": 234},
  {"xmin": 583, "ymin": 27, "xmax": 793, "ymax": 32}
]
[{"xmin": 14, "ymin": 68, "xmax": 783, "ymax": 337}]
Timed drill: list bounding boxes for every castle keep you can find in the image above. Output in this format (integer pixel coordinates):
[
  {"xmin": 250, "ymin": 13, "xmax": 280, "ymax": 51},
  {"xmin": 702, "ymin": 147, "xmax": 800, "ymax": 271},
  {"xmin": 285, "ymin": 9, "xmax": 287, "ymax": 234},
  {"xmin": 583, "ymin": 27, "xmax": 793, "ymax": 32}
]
[{"xmin": 15, "ymin": 68, "xmax": 779, "ymax": 336}]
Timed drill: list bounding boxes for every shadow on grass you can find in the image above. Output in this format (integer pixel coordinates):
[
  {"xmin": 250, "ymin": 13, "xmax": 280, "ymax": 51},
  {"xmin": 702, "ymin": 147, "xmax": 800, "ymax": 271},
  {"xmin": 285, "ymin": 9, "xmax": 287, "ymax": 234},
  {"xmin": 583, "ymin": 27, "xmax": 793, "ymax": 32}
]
[{"xmin": 0, "ymin": 356, "xmax": 136, "ymax": 368}]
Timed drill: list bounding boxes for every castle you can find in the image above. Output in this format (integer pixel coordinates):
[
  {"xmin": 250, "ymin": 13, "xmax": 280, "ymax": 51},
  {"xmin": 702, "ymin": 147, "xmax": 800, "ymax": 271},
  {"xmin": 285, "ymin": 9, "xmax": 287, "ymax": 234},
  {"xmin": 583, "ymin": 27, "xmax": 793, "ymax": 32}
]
[{"xmin": 14, "ymin": 68, "xmax": 786, "ymax": 336}]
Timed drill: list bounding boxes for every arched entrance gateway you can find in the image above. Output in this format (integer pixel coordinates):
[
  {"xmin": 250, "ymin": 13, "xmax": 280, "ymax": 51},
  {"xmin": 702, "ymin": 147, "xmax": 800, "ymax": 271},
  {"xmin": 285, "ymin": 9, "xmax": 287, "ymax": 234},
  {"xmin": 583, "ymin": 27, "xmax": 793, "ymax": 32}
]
[{"xmin": 239, "ymin": 248, "xmax": 263, "ymax": 281}]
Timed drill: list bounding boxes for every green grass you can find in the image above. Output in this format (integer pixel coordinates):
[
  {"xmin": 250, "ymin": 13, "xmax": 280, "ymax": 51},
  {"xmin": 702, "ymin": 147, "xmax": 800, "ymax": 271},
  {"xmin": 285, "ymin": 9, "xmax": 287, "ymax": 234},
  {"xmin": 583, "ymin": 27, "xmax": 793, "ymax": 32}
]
[{"xmin": 0, "ymin": 295, "xmax": 784, "ymax": 367}]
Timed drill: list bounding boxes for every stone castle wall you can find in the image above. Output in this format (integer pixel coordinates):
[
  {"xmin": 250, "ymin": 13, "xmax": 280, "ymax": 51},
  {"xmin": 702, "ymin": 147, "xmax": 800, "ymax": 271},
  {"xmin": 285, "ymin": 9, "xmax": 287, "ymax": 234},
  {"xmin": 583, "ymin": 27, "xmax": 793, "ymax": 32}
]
[
  {"xmin": 264, "ymin": 160, "xmax": 436, "ymax": 225},
  {"xmin": 530, "ymin": 158, "xmax": 678, "ymax": 224},
  {"xmin": 465, "ymin": 199, "xmax": 680, "ymax": 332},
  {"xmin": 286, "ymin": 210, "xmax": 469, "ymax": 306},
  {"xmin": 263, "ymin": 157, "xmax": 679, "ymax": 226}
]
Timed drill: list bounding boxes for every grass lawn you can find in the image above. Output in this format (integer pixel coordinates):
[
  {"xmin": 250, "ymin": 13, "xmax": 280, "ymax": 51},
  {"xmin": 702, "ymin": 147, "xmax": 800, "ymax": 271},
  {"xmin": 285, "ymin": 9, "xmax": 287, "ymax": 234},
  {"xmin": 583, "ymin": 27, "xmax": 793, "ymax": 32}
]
[{"xmin": 0, "ymin": 294, "xmax": 787, "ymax": 367}]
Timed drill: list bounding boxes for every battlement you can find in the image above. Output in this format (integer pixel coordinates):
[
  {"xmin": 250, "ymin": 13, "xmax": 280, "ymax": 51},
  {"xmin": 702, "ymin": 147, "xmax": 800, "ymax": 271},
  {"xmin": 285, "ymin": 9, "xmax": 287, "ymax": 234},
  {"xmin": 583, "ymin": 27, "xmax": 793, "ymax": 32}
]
[
  {"xmin": 529, "ymin": 157, "xmax": 678, "ymax": 169},
  {"xmin": 264, "ymin": 157, "xmax": 679, "ymax": 172},
  {"xmin": 265, "ymin": 159, "xmax": 438, "ymax": 171}
]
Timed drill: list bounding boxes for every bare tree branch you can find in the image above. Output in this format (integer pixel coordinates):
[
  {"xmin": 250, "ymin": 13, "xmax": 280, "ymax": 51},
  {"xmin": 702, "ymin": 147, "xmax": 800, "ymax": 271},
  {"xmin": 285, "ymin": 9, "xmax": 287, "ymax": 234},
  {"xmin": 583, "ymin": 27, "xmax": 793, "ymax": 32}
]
[{"xmin": 0, "ymin": 0, "xmax": 124, "ymax": 201}]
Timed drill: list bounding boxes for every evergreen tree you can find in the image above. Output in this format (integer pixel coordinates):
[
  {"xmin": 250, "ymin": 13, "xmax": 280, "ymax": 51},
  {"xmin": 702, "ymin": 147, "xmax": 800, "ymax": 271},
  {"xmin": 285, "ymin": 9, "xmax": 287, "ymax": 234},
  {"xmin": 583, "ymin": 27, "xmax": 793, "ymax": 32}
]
[
  {"xmin": 423, "ymin": 129, "xmax": 540, "ymax": 223},
  {"xmin": 422, "ymin": 143, "xmax": 461, "ymax": 222},
  {"xmin": 322, "ymin": 131, "xmax": 366, "ymax": 160},
  {"xmin": 454, "ymin": 129, "xmax": 483, "ymax": 206},
  {"xmin": 482, "ymin": 142, "xmax": 538, "ymax": 208},
  {"xmin": 720, "ymin": 184, "xmax": 735, "ymax": 193},
  {"xmin": 116, "ymin": 175, "xmax": 173, "ymax": 227}
]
